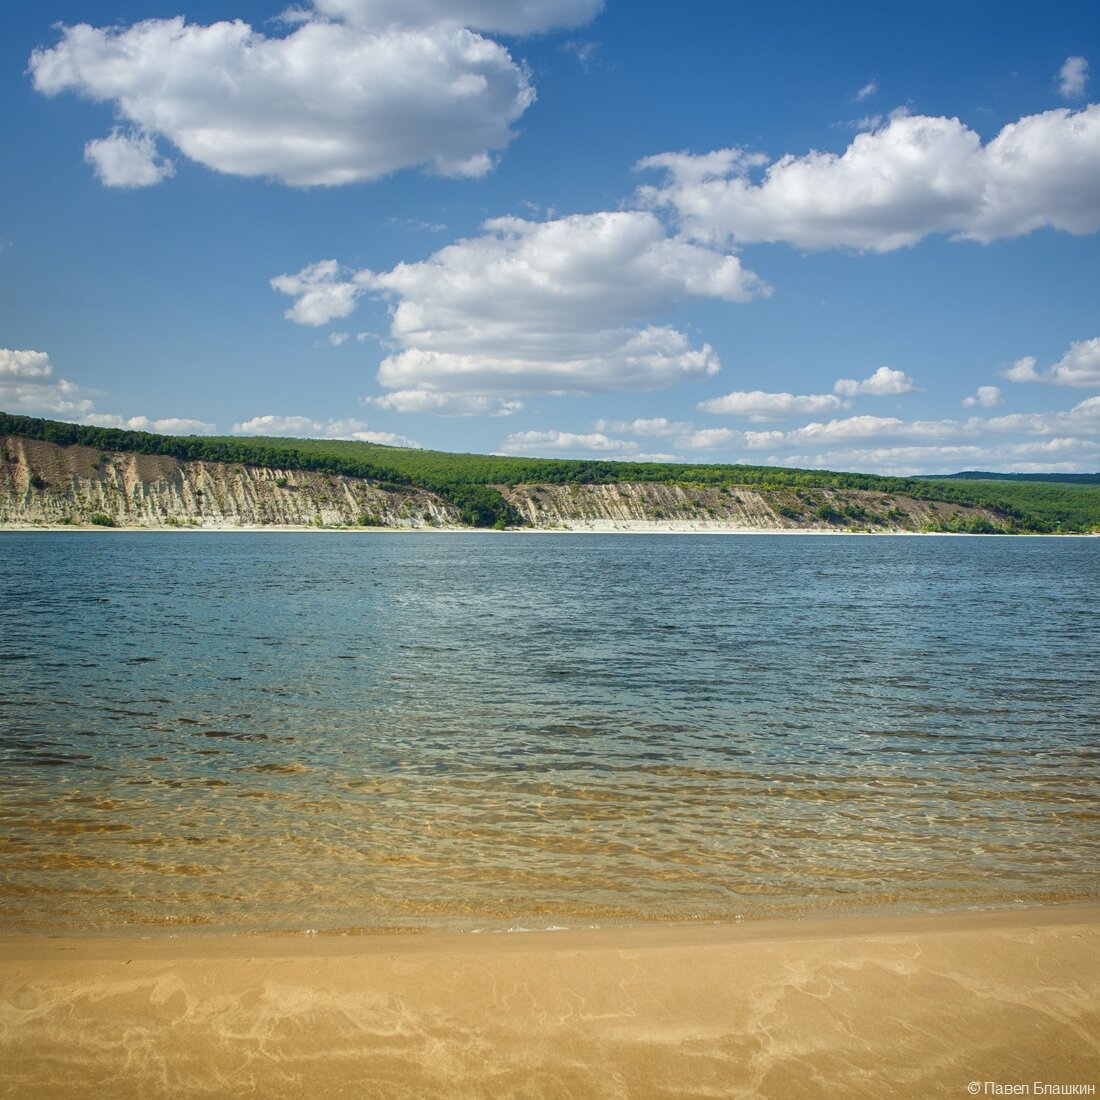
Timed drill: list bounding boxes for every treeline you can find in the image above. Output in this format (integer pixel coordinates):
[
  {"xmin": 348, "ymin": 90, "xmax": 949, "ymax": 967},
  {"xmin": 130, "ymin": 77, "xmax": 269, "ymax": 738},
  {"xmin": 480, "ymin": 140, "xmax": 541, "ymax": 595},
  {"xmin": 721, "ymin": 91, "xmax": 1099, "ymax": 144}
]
[
  {"xmin": 3, "ymin": 411, "xmax": 1099, "ymax": 531},
  {"xmin": 933, "ymin": 470, "xmax": 1100, "ymax": 486}
]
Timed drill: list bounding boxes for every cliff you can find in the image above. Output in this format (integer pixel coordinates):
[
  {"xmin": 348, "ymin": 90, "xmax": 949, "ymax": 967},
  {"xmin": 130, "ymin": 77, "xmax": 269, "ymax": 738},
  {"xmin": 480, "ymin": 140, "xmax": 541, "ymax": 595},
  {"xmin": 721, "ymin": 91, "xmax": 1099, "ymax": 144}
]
[{"xmin": 1, "ymin": 434, "xmax": 1009, "ymax": 533}]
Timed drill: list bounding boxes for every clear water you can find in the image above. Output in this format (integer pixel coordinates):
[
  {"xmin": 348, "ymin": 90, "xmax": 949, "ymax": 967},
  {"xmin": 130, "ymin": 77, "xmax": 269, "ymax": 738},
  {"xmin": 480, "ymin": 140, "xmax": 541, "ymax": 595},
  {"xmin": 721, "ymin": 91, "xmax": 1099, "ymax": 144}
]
[{"xmin": 1, "ymin": 531, "xmax": 1097, "ymax": 934}]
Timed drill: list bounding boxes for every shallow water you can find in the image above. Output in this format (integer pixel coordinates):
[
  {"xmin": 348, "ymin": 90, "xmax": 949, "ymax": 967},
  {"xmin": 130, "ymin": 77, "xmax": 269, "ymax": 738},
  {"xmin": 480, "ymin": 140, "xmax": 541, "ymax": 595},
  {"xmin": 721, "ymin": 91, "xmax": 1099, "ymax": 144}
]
[{"xmin": 1, "ymin": 531, "xmax": 1097, "ymax": 933}]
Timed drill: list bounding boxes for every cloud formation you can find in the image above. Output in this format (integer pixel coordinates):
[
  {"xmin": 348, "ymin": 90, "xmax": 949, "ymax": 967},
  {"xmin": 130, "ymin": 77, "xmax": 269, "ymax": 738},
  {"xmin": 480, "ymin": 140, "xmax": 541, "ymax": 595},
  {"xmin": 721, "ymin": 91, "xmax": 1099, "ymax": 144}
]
[
  {"xmin": 274, "ymin": 211, "xmax": 769, "ymax": 398},
  {"xmin": 307, "ymin": 0, "xmax": 603, "ymax": 33},
  {"xmin": 1059, "ymin": 56, "xmax": 1089, "ymax": 99},
  {"xmin": 697, "ymin": 389, "xmax": 849, "ymax": 420},
  {"xmin": 962, "ymin": 385, "xmax": 1003, "ymax": 408},
  {"xmin": 28, "ymin": 0, "xmax": 602, "ymax": 187},
  {"xmin": 0, "ymin": 348, "xmax": 214, "ymax": 432},
  {"xmin": 833, "ymin": 366, "xmax": 914, "ymax": 396},
  {"xmin": 364, "ymin": 390, "xmax": 523, "ymax": 416},
  {"xmin": 83, "ymin": 129, "xmax": 175, "ymax": 188},
  {"xmin": 499, "ymin": 392, "xmax": 1100, "ymax": 471},
  {"xmin": 638, "ymin": 105, "xmax": 1100, "ymax": 250},
  {"xmin": 231, "ymin": 414, "xmax": 419, "ymax": 447},
  {"xmin": 1002, "ymin": 338, "xmax": 1100, "ymax": 388}
]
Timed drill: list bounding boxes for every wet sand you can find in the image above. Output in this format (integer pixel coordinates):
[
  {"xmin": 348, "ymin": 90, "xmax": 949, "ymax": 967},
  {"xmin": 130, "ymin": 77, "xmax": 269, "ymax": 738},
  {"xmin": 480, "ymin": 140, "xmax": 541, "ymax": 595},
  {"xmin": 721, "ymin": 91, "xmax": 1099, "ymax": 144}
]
[{"xmin": 1, "ymin": 905, "xmax": 1097, "ymax": 1099}]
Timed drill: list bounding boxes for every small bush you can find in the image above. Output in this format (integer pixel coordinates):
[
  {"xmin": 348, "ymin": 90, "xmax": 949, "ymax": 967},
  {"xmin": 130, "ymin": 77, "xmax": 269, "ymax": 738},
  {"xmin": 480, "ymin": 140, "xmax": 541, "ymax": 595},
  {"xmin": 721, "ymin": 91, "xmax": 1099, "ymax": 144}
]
[
  {"xmin": 775, "ymin": 504, "xmax": 802, "ymax": 519},
  {"xmin": 274, "ymin": 477, "xmax": 289, "ymax": 488},
  {"xmin": 29, "ymin": 473, "xmax": 47, "ymax": 490},
  {"xmin": 90, "ymin": 512, "xmax": 116, "ymax": 527}
]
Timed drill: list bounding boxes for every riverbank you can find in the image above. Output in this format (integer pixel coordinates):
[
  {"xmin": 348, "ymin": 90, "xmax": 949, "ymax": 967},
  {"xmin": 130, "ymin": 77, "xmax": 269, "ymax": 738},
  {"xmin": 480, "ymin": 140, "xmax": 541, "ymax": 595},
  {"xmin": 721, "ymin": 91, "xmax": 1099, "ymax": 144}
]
[{"xmin": 2, "ymin": 904, "xmax": 1097, "ymax": 1098}]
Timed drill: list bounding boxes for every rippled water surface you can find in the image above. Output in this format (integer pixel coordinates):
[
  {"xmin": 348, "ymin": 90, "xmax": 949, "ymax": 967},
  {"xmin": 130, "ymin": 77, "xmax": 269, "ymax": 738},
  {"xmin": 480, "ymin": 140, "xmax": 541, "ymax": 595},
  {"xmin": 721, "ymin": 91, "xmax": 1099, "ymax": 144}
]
[{"xmin": 1, "ymin": 531, "xmax": 1097, "ymax": 933}]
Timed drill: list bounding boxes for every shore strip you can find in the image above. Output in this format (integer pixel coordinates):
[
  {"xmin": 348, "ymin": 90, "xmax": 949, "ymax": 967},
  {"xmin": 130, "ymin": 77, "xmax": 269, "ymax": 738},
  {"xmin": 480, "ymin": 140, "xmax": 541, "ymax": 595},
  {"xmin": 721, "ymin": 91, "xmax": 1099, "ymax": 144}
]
[{"xmin": 2, "ymin": 904, "xmax": 1097, "ymax": 1098}]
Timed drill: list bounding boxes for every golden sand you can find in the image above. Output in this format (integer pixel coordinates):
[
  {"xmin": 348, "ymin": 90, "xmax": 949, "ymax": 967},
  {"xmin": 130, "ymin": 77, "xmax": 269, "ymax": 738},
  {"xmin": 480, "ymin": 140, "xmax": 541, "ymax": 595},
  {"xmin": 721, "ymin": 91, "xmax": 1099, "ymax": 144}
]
[{"xmin": 1, "ymin": 904, "xmax": 1097, "ymax": 1098}]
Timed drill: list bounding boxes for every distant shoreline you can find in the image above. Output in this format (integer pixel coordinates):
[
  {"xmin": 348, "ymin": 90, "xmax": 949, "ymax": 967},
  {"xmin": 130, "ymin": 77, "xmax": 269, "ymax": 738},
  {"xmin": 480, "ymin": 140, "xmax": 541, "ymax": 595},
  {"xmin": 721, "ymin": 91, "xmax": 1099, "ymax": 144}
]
[{"xmin": 1, "ymin": 523, "xmax": 1097, "ymax": 537}]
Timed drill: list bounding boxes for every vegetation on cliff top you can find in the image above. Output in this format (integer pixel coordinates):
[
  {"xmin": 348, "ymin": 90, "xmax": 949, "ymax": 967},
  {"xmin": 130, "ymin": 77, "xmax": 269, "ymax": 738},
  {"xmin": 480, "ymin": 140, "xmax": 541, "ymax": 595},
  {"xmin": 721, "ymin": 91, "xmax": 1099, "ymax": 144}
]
[{"xmin": 3, "ymin": 411, "xmax": 1099, "ymax": 531}]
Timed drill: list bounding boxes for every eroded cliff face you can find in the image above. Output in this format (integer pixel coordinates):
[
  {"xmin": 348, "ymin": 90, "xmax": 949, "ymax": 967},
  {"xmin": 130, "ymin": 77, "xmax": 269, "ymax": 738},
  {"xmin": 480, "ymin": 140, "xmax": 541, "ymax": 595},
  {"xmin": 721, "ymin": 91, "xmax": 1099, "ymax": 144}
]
[
  {"xmin": 0, "ymin": 437, "xmax": 457, "ymax": 528},
  {"xmin": 2, "ymin": 434, "xmax": 1000, "ymax": 532},
  {"xmin": 501, "ymin": 481, "xmax": 988, "ymax": 532}
]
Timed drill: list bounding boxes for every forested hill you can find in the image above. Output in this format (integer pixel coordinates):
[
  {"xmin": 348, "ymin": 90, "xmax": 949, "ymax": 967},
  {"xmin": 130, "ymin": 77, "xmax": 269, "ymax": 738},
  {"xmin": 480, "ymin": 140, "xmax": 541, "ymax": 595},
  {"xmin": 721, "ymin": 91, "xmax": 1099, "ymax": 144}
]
[
  {"xmin": 931, "ymin": 471, "xmax": 1100, "ymax": 486},
  {"xmin": 2, "ymin": 411, "xmax": 1099, "ymax": 532}
]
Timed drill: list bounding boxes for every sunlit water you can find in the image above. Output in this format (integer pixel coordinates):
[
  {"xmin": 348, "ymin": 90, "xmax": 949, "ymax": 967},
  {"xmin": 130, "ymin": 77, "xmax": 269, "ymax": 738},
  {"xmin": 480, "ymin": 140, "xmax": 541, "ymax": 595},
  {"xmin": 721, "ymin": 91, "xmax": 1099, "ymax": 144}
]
[{"xmin": 1, "ymin": 531, "xmax": 1097, "ymax": 934}]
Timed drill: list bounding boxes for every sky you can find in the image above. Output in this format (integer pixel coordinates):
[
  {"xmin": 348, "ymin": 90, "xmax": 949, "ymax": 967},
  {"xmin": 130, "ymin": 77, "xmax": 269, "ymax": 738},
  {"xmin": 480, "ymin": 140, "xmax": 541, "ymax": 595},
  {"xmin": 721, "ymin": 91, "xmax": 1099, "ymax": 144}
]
[{"xmin": 2, "ymin": 0, "xmax": 1099, "ymax": 475}]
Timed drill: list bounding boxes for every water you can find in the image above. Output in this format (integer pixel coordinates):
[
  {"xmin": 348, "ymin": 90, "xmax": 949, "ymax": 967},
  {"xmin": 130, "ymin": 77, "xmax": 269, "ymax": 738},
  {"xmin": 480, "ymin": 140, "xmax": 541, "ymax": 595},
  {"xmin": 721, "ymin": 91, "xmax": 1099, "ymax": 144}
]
[{"xmin": 1, "ymin": 531, "xmax": 1097, "ymax": 934}]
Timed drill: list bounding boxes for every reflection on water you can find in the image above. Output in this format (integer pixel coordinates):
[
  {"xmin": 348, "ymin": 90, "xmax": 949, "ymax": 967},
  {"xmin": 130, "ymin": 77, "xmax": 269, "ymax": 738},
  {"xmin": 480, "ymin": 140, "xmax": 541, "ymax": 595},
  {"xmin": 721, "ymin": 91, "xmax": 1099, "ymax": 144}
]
[{"xmin": 1, "ymin": 532, "xmax": 1097, "ymax": 933}]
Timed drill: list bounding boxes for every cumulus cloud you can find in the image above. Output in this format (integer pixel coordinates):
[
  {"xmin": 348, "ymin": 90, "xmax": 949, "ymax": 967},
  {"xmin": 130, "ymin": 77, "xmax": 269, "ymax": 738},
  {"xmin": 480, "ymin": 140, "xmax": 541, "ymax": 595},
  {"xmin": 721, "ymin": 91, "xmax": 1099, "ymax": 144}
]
[
  {"xmin": 274, "ymin": 211, "xmax": 768, "ymax": 398},
  {"xmin": 833, "ymin": 366, "xmax": 914, "ymax": 396},
  {"xmin": 1059, "ymin": 56, "xmax": 1089, "ymax": 99},
  {"xmin": 363, "ymin": 390, "xmax": 523, "ymax": 415},
  {"xmin": 1002, "ymin": 338, "xmax": 1100, "ymax": 388},
  {"xmin": 985, "ymin": 395, "xmax": 1100, "ymax": 436},
  {"xmin": 86, "ymin": 414, "xmax": 216, "ymax": 433},
  {"xmin": 0, "ymin": 348, "xmax": 214, "ymax": 432},
  {"xmin": 592, "ymin": 417, "xmax": 690, "ymax": 437},
  {"xmin": 0, "ymin": 349, "xmax": 54, "ymax": 380},
  {"xmin": 789, "ymin": 414, "xmax": 965, "ymax": 445},
  {"xmin": 271, "ymin": 261, "xmax": 361, "ymax": 325},
  {"xmin": 962, "ymin": 385, "xmax": 1004, "ymax": 408},
  {"xmin": 503, "ymin": 419, "xmax": 786, "ymax": 459},
  {"xmin": 854, "ymin": 80, "xmax": 878, "ymax": 101},
  {"xmin": 782, "ymin": 439, "xmax": 1100, "ymax": 476},
  {"xmin": 83, "ymin": 129, "xmax": 174, "ymax": 188},
  {"xmin": 1002, "ymin": 355, "xmax": 1041, "ymax": 383},
  {"xmin": 231, "ymin": 414, "xmax": 420, "ymax": 447},
  {"xmin": 29, "ymin": 0, "xmax": 598, "ymax": 187},
  {"xmin": 697, "ymin": 389, "xmax": 849, "ymax": 420},
  {"xmin": 307, "ymin": 0, "xmax": 603, "ymax": 33},
  {"xmin": 499, "ymin": 429, "xmax": 637, "ymax": 455},
  {"xmin": 638, "ymin": 104, "xmax": 1100, "ymax": 251}
]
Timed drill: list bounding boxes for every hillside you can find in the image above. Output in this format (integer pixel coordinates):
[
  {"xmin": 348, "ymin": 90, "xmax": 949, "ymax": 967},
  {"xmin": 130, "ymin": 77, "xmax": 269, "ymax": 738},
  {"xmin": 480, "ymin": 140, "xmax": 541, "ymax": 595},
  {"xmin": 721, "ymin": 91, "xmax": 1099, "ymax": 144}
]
[{"xmin": 2, "ymin": 412, "xmax": 1099, "ymax": 533}]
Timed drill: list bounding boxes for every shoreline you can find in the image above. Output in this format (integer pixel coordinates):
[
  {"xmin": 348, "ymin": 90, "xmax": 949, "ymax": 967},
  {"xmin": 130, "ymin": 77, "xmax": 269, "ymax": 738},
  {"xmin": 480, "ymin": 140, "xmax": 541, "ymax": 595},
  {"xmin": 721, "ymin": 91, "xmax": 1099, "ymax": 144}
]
[
  {"xmin": 0, "ymin": 522, "xmax": 1096, "ymax": 536},
  {"xmin": 3, "ymin": 903, "xmax": 1097, "ymax": 1097}
]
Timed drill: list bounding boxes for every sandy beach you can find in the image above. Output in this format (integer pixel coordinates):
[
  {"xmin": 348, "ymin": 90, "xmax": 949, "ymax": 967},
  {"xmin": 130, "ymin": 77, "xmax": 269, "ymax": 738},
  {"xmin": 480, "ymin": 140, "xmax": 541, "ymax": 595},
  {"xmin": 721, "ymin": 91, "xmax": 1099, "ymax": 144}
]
[{"xmin": 2, "ymin": 904, "xmax": 1097, "ymax": 1099}]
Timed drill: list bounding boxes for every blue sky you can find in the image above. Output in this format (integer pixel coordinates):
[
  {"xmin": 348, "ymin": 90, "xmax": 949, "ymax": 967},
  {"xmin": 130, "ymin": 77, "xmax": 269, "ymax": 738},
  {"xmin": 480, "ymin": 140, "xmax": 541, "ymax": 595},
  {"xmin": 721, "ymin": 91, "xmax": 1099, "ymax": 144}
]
[{"xmin": 2, "ymin": 0, "xmax": 1099, "ymax": 473}]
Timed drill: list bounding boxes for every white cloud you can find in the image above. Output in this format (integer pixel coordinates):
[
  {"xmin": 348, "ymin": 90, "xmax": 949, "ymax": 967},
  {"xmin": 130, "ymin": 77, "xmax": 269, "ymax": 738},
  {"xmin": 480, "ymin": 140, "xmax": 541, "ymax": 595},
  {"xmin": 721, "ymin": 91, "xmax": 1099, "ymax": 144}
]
[
  {"xmin": 307, "ymin": 0, "xmax": 603, "ymax": 34},
  {"xmin": 790, "ymin": 415, "xmax": 967, "ymax": 445},
  {"xmin": 854, "ymin": 80, "xmax": 878, "ymax": 102},
  {"xmin": 271, "ymin": 261, "xmax": 360, "ymax": 326},
  {"xmin": 1002, "ymin": 355, "xmax": 1040, "ymax": 383},
  {"xmin": 327, "ymin": 332, "xmax": 350, "ymax": 347},
  {"xmin": 833, "ymin": 366, "xmax": 914, "ymax": 396},
  {"xmin": 274, "ymin": 211, "xmax": 768, "ymax": 397},
  {"xmin": 697, "ymin": 389, "xmax": 849, "ymax": 420},
  {"xmin": 638, "ymin": 104, "xmax": 1100, "ymax": 251},
  {"xmin": 1002, "ymin": 338, "xmax": 1100, "ymax": 388},
  {"xmin": 962, "ymin": 385, "xmax": 1003, "ymax": 408},
  {"xmin": 363, "ymin": 390, "xmax": 523, "ymax": 415},
  {"xmin": 30, "ymin": 7, "xmax": 555, "ymax": 187},
  {"xmin": 86, "ymin": 414, "xmax": 216, "ymax": 434},
  {"xmin": 0, "ymin": 348, "xmax": 215, "ymax": 432},
  {"xmin": 593, "ymin": 417, "xmax": 690, "ymax": 437},
  {"xmin": 83, "ymin": 129, "xmax": 175, "ymax": 188},
  {"xmin": 231, "ymin": 414, "xmax": 420, "ymax": 447},
  {"xmin": 985, "ymin": 395, "xmax": 1100, "ymax": 436},
  {"xmin": 0, "ymin": 349, "xmax": 54, "ymax": 380},
  {"xmin": 499, "ymin": 429, "xmax": 637, "ymax": 455},
  {"xmin": 782, "ymin": 439, "xmax": 1100, "ymax": 476},
  {"xmin": 1059, "ymin": 56, "xmax": 1089, "ymax": 99}
]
